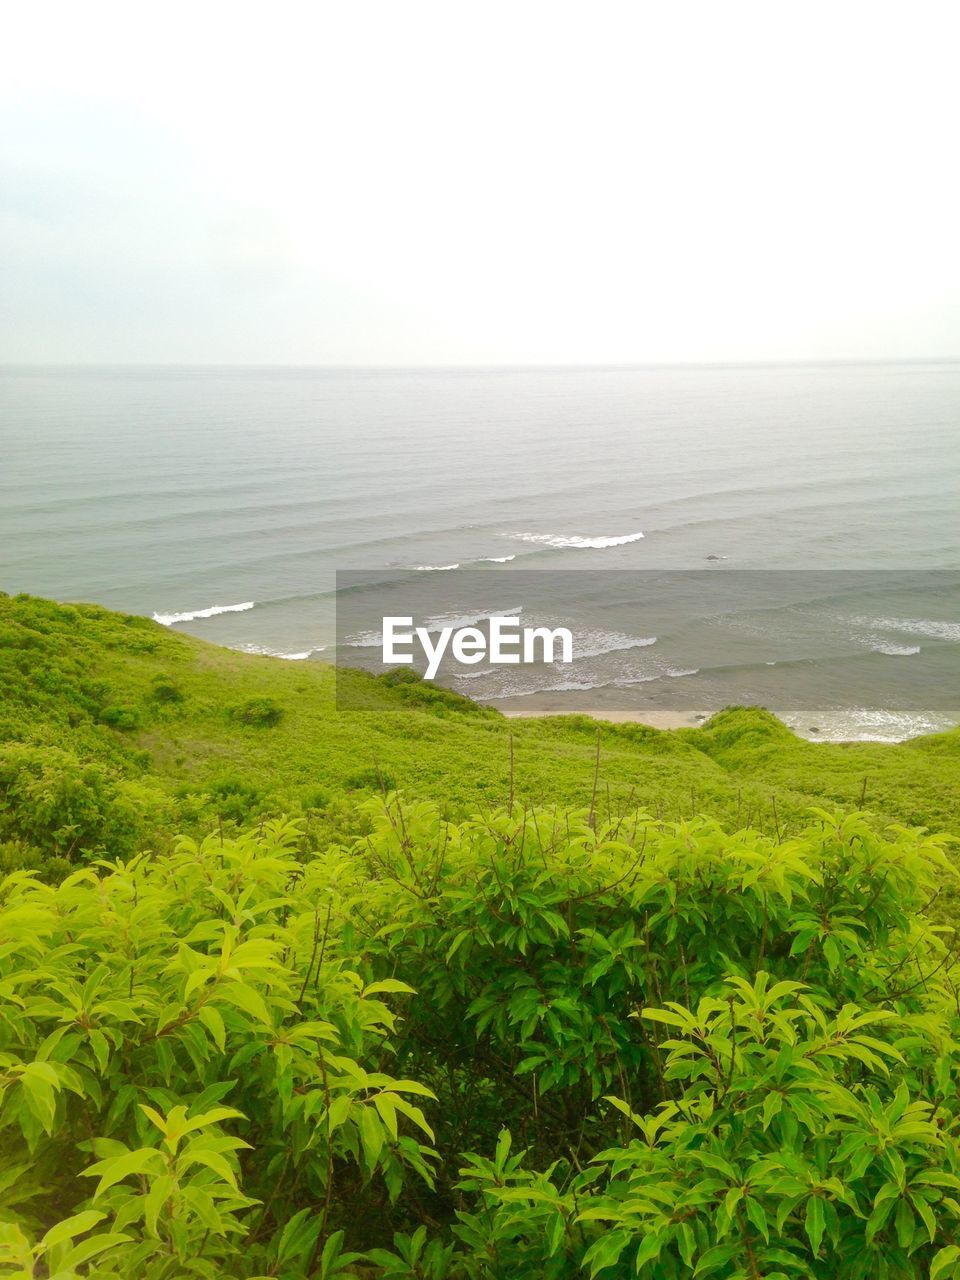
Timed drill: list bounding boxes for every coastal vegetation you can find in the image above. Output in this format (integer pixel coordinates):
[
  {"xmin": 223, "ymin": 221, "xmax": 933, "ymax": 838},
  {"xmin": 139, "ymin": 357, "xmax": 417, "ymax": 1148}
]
[{"xmin": 2, "ymin": 592, "xmax": 960, "ymax": 1278}]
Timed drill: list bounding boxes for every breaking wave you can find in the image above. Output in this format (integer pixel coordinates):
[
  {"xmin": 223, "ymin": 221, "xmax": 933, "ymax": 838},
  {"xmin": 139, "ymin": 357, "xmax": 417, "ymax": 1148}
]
[
  {"xmin": 510, "ymin": 531, "xmax": 645, "ymax": 550},
  {"xmin": 572, "ymin": 629, "xmax": 657, "ymax": 660},
  {"xmin": 153, "ymin": 601, "xmax": 255, "ymax": 626},
  {"xmin": 230, "ymin": 642, "xmax": 321, "ymax": 660},
  {"xmin": 422, "ymin": 606, "xmax": 523, "ymax": 633}
]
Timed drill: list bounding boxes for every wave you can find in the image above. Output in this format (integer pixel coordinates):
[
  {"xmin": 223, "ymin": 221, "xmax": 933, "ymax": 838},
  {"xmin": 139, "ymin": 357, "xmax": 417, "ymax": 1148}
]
[
  {"xmin": 153, "ymin": 601, "xmax": 254, "ymax": 626},
  {"xmin": 866, "ymin": 617, "xmax": 960, "ymax": 643},
  {"xmin": 573, "ymin": 628, "xmax": 657, "ymax": 660},
  {"xmin": 455, "ymin": 661, "xmax": 697, "ymax": 700},
  {"xmin": 343, "ymin": 629, "xmax": 385, "ymax": 648},
  {"xmin": 473, "ymin": 664, "xmax": 697, "ymax": 699},
  {"xmin": 422, "ymin": 606, "xmax": 522, "ymax": 633},
  {"xmin": 345, "ymin": 607, "xmax": 524, "ymax": 649},
  {"xmin": 510, "ymin": 531, "xmax": 645, "ymax": 550},
  {"xmin": 478, "ymin": 554, "xmax": 516, "ymax": 563},
  {"xmin": 413, "ymin": 563, "xmax": 460, "ymax": 572},
  {"xmin": 230, "ymin": 642, "xmax": 322, "ymax": 661},
  {"xmin": 486, "ymin": 676, "xmax": 616, "ymax": 697},
  {"xmin": 871, "ymin": 643, "xmax": 921, "ymax": 657},
  {"xmin": 787, "ymin": 707, "xmax": 950, "ymax": 744}
]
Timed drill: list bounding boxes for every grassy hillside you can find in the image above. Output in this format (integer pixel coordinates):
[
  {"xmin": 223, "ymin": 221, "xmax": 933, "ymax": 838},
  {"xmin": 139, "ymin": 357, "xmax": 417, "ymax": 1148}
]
[
  {"xmin": 4, "ymin": 592, "xmax": 960, "ymax": 1278},
  {"xmin": 2, "ymin": 592, "xmax": 960, "ymax": 878}
]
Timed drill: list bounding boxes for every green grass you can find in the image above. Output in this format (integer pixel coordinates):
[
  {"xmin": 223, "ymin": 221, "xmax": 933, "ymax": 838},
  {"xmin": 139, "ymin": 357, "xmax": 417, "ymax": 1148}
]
[{"xmin": 2, "ymin": 591, "xmax": 960, "ymax": 871}]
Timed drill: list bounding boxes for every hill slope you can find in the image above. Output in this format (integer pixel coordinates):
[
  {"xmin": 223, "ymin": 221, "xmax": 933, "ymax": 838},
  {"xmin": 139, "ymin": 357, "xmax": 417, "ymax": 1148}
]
[{"xmin": 2, "ymin": 592, "xmax": 959, "ymax": 873}]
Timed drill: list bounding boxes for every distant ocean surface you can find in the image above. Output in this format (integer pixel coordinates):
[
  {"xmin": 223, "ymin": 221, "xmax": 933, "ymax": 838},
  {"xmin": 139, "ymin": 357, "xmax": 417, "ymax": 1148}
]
[{"xmin": 2, "ymin": 363, "xmax": 959, "ymax": 739}]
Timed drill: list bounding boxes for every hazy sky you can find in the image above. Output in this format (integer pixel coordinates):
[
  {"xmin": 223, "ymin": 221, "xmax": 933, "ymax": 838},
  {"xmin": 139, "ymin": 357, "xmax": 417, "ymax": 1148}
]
[{"xmin": 2, "ymin": 1, "xmax": 958, "ymax": 365}]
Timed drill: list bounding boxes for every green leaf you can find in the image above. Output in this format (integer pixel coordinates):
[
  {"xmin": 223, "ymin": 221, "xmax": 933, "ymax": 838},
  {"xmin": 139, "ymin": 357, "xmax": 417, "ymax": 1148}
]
[
  {"xmin": 931, "ymin": 1245, "xmax": 960, "ymax": 1280},
  {"xmin": 218, "ymin": 981, "xmax": 270, "ymax": 1025},
  {"xmin": 177, "ymin": 1145, "xmax": 239, "ymax": 1188},
  {"xmin": 762, "ymin": 1091, "xmax": 783, "ymax": 1129},
  {"xmin": 61, "ymin": 1232, "xmax": 133, "ymax": 1269},
  {"xmin": 895, "ymin": 1198, "xmax": 915, "ymax": 1250},
  {"xmin": 84, "ymin": 1148, "xmax": 163, "ymax": 1199},
  {"xmin": 198, "ymin": 1004, "xmax": 226, "ymax": 1051},
  {"xmin": 359, "ymin": 1105, "xmax": 384, "ymax": 1170},
  {"xmin": 694, "ymin": 1244, "xmax": 739, "ymax": 1275},
  {"xmin": 40, "ymin": 1211, "xmax": 106, "ymax": 1251},
  {"xmin": 582, "ymin": 1228, "xmax": 631, "ymax": 1276},
  {"xmin": 805, "ymin": 1197, "xmax": 825, "ymax": 1256},
  {"xmin": 144, "ymin": 1173, "xmax": 175, "ymax": 1238},
  {"xmin": 363, "ymin": 979, "xmax": 417, "ymax": 997},
  {"xmin": 373, "ymin": 1092, "xmax": 398, "ymax": 1140}
]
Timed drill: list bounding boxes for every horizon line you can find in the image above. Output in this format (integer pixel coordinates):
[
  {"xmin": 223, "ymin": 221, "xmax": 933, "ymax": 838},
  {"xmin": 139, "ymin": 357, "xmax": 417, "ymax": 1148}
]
[{"xmin": 3, "ymin": 356, "xmax": 960, "ymax": 372}]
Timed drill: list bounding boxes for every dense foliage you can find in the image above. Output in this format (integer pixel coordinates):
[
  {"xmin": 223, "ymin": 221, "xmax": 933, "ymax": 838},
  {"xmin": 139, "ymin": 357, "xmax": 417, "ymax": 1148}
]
[{"xmin": 1, "ymin": 797, "xmax": 959, "ymax": 1278}]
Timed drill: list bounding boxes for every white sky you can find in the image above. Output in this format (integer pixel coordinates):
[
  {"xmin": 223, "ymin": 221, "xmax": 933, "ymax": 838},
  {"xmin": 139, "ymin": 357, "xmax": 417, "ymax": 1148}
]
[{"xmin": 1, "ymin": 0, "xmax": 958, "ymax": 364}]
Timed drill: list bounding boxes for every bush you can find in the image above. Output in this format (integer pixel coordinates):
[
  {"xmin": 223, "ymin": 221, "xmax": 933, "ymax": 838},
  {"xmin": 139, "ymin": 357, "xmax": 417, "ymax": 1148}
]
[
  {"xmin": 0, "ymin": 820, "xmax": 436, "ymax": 1277},
  {"xmin": 2, "ymin": 802, "xmax": 959, "ymax": 1277},
  {"xmin": 202, "ymin": 773, "xmax": 267, "ymax": 823},
  {"xmin": 150, "ymin": 673, "xmax": 183, "ymax": 703},
  {"xmin": 228, "ymin": 696, "xmax": 283, "ymax": 727},
  {"xmin": 0, "ymin": 743, "xmax": 170, "ymax": 861},
  {"xmin": 345, "ymin": 765, "xmax": 396, "ymax": 792},
  {"xmin": 98, "ymin": 704, "xmax": 141, "ymax": 732}
]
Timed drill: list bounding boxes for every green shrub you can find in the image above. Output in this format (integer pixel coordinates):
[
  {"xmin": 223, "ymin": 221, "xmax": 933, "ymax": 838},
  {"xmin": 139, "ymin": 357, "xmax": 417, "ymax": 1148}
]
[
  {"xmin": 0, "ymin": 743, "xmax": 170, "ymax": 861},
  {"xmin": 345, "ymin": 765, "xmax": 396, "ymax": 792},
  {"xmin": 2, "ymin": 802, "xmax": 959, "ymax": 1277},
  {"xmin": 98, "ymin": 704, "xmax": 141, "ymax": 732},
  {"xmin": 202, "ymin": 773, "xmax": 267, "ymax": 823},
  {"xmin": 228, "ymin": 696, "xmax": 283, "ymax": 727},
  {"xmin": 0, "ymin": 819, "xmax": 436, "ymax": 1277},
  {"xmin": 149, "ymin": 673, "xmax": 183, "ymax": 703}
]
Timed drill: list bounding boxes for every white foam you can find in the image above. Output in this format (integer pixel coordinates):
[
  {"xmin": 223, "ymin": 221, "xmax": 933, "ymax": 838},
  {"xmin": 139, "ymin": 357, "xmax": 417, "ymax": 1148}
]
[
  {"xmin": 413, "ymin": 563, "xmax": 460, "ymax": 571},
  {"xmin": 344, "ymin": 630, "xmax": 384, "ymax": 648},
  {"xmin": 231, "ymin": 643, "xmax": 319, "ymax": 660},
  {"xmin": 422, "ymin": 606, "xmax": 522, "ymax": 633},
  {"xmin": 153, "ymin": 601, "xmax": 254, "ymax": 626},
  {"xmin": 789, "ymin": 707, "xmax": 950, "ymax": 743},
  {"xmin": 491, "ymin": 676, "xmax": 613, "ymax": 697},
  {"xmin": 572, "ymin": 629, "xmax": 657, "ymax": 660},
  {"xmin": 510, "ymin": 531, "xmax": 645, "ymax": 550},
  {"xmin": 852, "ymin": 615, "xmax": 960, "ymax": 643},
  {"xmin": 871, "ymin": 643, "xmax": 921, "ymax": 657},
  {"xmin": 479, "ymin": 555, "xmax": 516, "ymax": 563}
]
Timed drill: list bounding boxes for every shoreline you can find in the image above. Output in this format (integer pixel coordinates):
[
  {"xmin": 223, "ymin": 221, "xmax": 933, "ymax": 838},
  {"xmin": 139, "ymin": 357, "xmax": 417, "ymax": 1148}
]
[{"xmin": 476, "ymin": 692, "xmax": 953, "ymax": 743}]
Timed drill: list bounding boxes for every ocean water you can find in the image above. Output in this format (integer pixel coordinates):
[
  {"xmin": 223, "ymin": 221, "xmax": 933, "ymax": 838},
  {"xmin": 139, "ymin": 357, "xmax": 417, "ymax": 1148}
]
[{"xmin": 2, "ymin": 363, "xmax": 959, "ymax": 738}]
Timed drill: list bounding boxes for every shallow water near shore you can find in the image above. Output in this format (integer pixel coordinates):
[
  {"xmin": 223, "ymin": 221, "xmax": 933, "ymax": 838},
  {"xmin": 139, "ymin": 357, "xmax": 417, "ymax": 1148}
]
[{"xmin": 2, "ymin": 362, "xmax": 958, "ymax": 739}]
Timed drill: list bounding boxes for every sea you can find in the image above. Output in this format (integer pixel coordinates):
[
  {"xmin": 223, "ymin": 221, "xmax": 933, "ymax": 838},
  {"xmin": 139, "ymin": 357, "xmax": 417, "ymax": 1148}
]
[{"xmin": 2, "ymin": 362, "xmax": 959, "ymax": 740}]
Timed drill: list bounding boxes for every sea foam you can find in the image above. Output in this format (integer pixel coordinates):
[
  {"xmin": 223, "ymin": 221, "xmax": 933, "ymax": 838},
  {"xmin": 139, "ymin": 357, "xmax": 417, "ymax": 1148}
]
[
  {"xmin": 869, "ymin": 617, "xmax": 960, "ymax": 643},
  {"xmin": 153, "ymin": 601, "xmax": 255, "ymax": 626},
  {"xmin": 572, "ymin": 629, "xmax": 657, "ymax": 660},
  {"xmin": 422, "ymin": 606, "xmax": 523, "ymax": 633},
  {"xmin": 231, "ymin": 642, "xmax": 320, "ymax": 660},
  {"xmin": 510, "ymin": 531, "xmax": 645, "ymax": 550}
]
